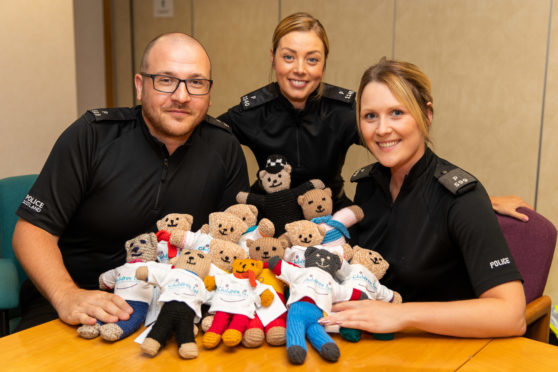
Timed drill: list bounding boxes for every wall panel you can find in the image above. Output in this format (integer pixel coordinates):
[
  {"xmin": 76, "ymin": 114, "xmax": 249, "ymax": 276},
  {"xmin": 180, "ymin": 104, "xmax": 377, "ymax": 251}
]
[
  {"xmin": 395, "ymin": 0, "xmax": 548, "ymax": 204},
  {"xmin": 538, "ymin": 0, "xmax": 558, "ymax": 304}
]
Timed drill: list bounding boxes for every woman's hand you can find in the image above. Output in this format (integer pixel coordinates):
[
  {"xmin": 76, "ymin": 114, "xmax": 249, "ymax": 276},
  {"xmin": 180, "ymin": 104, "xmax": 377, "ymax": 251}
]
[
  {"xmin": 490, "ymin": 195, "xmax": 533, "ymax": 222},
  {"xmin": 319, "ymin": 300, "xmax": 406, "ymax": 334}
]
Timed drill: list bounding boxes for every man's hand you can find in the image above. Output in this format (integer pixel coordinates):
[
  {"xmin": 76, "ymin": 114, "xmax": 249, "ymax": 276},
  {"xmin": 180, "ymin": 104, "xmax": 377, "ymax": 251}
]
[
  {"xmin": 51, "ymin": 287, "xmax": 133, "ymax": 326},
  {"xmin": 490, "ymin": 195, "xmax": 533, "ymax": 222}
]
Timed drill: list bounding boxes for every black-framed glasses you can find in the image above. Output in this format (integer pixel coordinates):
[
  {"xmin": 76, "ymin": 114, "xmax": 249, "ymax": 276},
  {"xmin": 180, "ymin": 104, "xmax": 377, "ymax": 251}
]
[{"xmin": 140, "ymin": 73, "xmax": 213, "ymax": 95}]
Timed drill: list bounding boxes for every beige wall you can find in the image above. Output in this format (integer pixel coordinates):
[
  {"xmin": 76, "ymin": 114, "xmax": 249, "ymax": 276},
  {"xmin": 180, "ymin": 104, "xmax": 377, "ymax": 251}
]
[{"xmin": 0, "ymin": 0, "xmax": 77, "ymax": 179}]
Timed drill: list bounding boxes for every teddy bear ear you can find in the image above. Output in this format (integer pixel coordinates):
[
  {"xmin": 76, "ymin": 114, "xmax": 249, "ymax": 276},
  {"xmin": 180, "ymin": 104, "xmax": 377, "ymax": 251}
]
[
  {"xmin": 246, "ymin": 239, "xmax": 255, "ymax": 248},
  {"xmin": 279, "ymin": 237, "xmax": 290, "ymax": 249},
  {"xmin": 284, "ymin": 222, "xmax": 294, "ymax": 233},
  {"xmin": 185, "ymin": 214, "xmax": 194, "ymax": 225},
  {"xmin": 258, "ymin": 169, "xmax": 267, "ymax": 180},
  {"xmin": 317, "ymin": 224, "xmax": 326, "ymax": 237},
  {"xmin": 247, "ymin": 204, "xmax": 258, "ymax": 216},
  {"xmin": 324, "ymin": 188, "xmax": 332, "ymax": 197},
  {"xmin": 283, "ymin": 164, "xmax": 292, "ymax": 173},
  {"xmin": 149, "ymin": 232, "xmax": 158, "ymax": 247},
  {"xmin": 297, "ymin": 194, "xmax": 306, "ymax": 207}
]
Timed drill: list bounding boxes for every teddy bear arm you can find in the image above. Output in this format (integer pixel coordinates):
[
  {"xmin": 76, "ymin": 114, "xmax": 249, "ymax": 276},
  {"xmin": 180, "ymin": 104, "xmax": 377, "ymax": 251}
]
[
  {"xmin": 204, "ymin": 276, "xmax": 216, "ymax": 291},
  {"xmin": 260, "ymin": 289, "xmax": 274, "ymax": 307},
  {"xmin": 245, "ymin": 192, "xmax": 265, "ymax": 207},
  {"xmin": 267, "ymin": 256, "xmax": 281, "ymax": 272},
  {"xmin": 392, "ymin": 291, "xmax": 403, "ymax": 304},
  {"xmin": 236, "ymin": 191, "xmax": 249, "ymax": 204},
  {"xmin": 169, "ymin": 230, "xmax": 187, "ymax": 248},
  {"xmin": 135, "ymin": 266, "xmax": 148, "ymax": 281},
  {"xmin": 257, "ymin": 218, "xmax": 275, "ymax": 237},
  {"xmin": 98, "ymin": 275, "xmax": 110, "ymax": 290},
  {"xmin": 200, "ymin": 224, "xmax": 209, "ymax": 234}
]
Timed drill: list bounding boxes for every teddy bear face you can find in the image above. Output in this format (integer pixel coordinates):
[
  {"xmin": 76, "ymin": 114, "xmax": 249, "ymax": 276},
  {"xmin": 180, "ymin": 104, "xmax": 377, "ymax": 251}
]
[
  {"xmin": 224, "ymin": 204, "xmax": 258, "ymax": 227},
  {"xmin": 232, "ymin": 258, "xmax": 264, "ymax": 277},
  {"xmin": 209, "ymin": 240, "xmax": 248, "ymax": 272},
  {"xmin": 125, "ymin": 233, "xmax": 158, "ymax": 262},
  {"xmin": 284, "ymin": 220, "xmax": 326, "ymax": 247},
  {"xmin": 156, "ymin": 213, "xmax": 193, "ymax": 232},
  {"xmin": 351, "ymin": 246, "xmax": 390, "ymax": 279},
  {"xmin": 208, "ymin": 212, "xmax": 248, "ymax": 243},
  {"xmin": 175, "ymin": 249, "xmax": 212, "ymax": 278},
  {"xmin": 304, "ymin": 246, "xmax": 341, "ymax": 276},
  {"xmin": 247, "ymin": 237, "xmax": 289, "ymax": 262},
  {"xmin": 298, "ymin": 188, "xmax": 333, "ymax": 219},
  {"xmin": 258, "ymin": 165, "xmax": 292, "ymax": 194}
]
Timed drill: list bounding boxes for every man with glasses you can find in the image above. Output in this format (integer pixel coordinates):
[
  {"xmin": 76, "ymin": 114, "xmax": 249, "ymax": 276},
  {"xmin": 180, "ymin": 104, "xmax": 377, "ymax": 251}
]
[{"xmin": 13, "ymin": 33, "xmax": 249, "ymax": 331}]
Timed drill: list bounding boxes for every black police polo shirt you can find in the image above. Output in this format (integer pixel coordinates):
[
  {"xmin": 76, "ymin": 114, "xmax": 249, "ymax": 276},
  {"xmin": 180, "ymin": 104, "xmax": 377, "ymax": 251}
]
[
  {"xmin": 17, "ymin": 106, "xmax": 249, "ymax": 289},
  {"xmin": 351, "ymin": 148, "xmax": 522, "ymax": 302}
]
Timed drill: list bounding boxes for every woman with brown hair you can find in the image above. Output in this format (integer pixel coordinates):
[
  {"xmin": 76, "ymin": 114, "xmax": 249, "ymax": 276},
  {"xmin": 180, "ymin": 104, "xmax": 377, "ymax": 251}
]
[{"xmin": 319, "ymin": 58, "xmax": 526, "ymax": 338}]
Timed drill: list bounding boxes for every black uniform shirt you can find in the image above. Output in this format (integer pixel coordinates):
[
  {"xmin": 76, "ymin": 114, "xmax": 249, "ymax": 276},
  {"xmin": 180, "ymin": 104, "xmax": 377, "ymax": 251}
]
[
  {"xmin": 219, "ymin": 83, "xmax": 360, "ymax": 208},
  {"xmin": 351, "ymin": 147, "xmax": 522, "ymax": 302},
  {"xmin": 17, "ymin": 106, "xmax": 249, "ymax": 289}
]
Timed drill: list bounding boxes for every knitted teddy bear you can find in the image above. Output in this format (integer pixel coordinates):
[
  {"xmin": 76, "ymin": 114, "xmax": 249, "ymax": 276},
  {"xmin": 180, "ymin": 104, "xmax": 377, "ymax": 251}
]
[
  {"xmin": 298, "ymin": 188, "xmax": 364, "ymax": 248},
  {"xmin": 202, "ymin": 258, "xmax": 275, "ymax": 349},
  {"xmin": 236, "ymin": 154, "xmax": 325, "ymax": 236},
  {"xmin": 199, "ymin": 239, "xmax": 249, "ymax": 332},
  {"xmin": 155, "ymin": 213, "xmax": 193, "ymax": 263},
  {"xmin": 224, "ymin": 203, "xmax": 275, "ymax": 255},
  {"xmin": 169, "ymin": 211, "xmax": 248, "ymax": 254},
  {"xmin": 135, "ymin": 249, "xmax": 213, "ymax": 359},
  {"xmin": 336, "ymin": 246, "xmax": 402, "ymax": 342},
  {"xmin": 242, "ymin": 237, "xmax": 290, "ymax": 347},
  {"xmin": 77, "ymin": 232, "xmax": 158, "ymax": 341},
  {"xmin": 268, "ymin": 246, "xmax": 367, "ymax": 365}
]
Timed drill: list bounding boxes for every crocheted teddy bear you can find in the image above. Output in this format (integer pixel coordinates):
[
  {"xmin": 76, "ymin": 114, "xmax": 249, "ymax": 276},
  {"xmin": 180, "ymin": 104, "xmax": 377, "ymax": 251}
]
[
  {"xmin": 77, "ymin": 232, "xmax": 158, "ymax": 341},
  {"xmin": 242, "ymin": 237, "xmax": 290, "ymax": 347},
  {"xmin": 336, "ymin": 246, "xmax": 402, "ymax": 342},
  {"xmin": 155, "ymin": 213, "xmax": 193, "ymax": 263},
  {"xmin": 268, "ymin": 246, "xmax": 366, "ymax": 364},
  {"xmin": 236, "ymin": 154, "xmax": 324, "ymax": 236},
  {"xmin": 169, "ymin": 211, "xmax": 248, "ymax": 254},
  {"xmin": 224, "ymin": 203, "xmax": 275, "ymax": 255},
  {"xmin": 136, "ymin": 249, "xmax": 213, "ymax": 359},
  {"xmin": 202, "ymin": 258, "xmax": 275, "ymax": 349},
  {"xmin": 298, "ymin": 187, "xmax": 364, "ymax": 248}
]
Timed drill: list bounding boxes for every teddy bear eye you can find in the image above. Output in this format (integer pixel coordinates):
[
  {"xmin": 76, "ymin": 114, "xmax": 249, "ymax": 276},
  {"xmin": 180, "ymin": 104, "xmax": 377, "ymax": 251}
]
[
  {"xmin": 308, "ymin": 201, "xmax": 313, "ymax": 205},
  {"xmin": 140, "ymin": 240, "xmax": 146, "ymax": 244},
  {"xmin": 230, "ymin": 227, "xmax": 234, "ymax": 232},
  {"xmin": 256, "ymin": 246, "xmax": 260, "ymax": 251},
  {"xmin": 322, "ymin": 197, "xmax": 326, "ymax": 201},
  {"xmin": 219, "ymin": 223, "xmax": 223, "ymax": 228},
  {"xmin": 165, "ymin": 217, "xmax": 169, "ymax": 222},
  {"xmin": 267, "ymin": 177, "xmax": 272, "ymax": 182},
  {"xmin": 233, "ymin": 256, "xmax": 237, "ymax": 260},
  {"xmin": 308, "ymin": 234, "xmax": 312, "ymax": 238},
  {"xmin": 299, "ymin": 234, "xmax": 303, "ymax": 239},
  {"xmin": 220, "ymin": 250, "xmax": 224, "ymax": 254},
  {"xmin": 278, "ymin": 174, "xmax": 282, "ymax": 178},
  {"xmin": 197, "ymin": 253, "xmax": 204, "ymax": 258},
  {"xmin": 272, "ymin": 247, "xmax": 277, "ymax": 251}
]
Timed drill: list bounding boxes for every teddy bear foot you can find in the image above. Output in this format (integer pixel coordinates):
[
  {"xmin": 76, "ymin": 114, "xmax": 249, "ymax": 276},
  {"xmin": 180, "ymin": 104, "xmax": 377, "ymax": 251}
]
[
  {"xmin": 178, "ymin": 342, "xmax": 198, "ymax": 359},
  {"xmin": 202, "ymin": 331, "xmax": 221, "ymax": 349},
  {"xmin": 141, "ymin": 337, "xmax": 161, "ymax": 356},
  {"xmin": 242, "ymin": 328, "xmax": 264, "ymax": 348},
  {"xmin": 265, "ymin": 326, "xmax": 286, "ymax": 346},
  {"xmin": 222, "ymin": 329, "xmax": 242, "ymax": 347},
  {"xmin": 287, "ymin": 345, "xmax": 307, "ymax": 365},
  {"xmin": 339, "ymin": 327, "xmax": 362, "ymax": 342},
  {"xmin": 200, "ymin": 315, "xmax": 214, "ymax": 333},
  {"xmin": 99, "ymin": 323, "xmax": 124, "ymax": 341},
  {"xmin": 77, "ymin": 323, "xmax": 101, "ymax": 339},
  {"xmin": 320, "ymin": 342, "xmax": 340, "ymax": 362}
]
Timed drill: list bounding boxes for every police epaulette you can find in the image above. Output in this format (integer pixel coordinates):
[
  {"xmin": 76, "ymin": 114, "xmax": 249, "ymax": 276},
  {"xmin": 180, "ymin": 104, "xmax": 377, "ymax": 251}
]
[
  {"xmin": 204, "ymin": 115, "xmax": 232, "ymax": 133},
  {"xmin": 87, "ymin": 108, "xmax": 136, "ymax": 122},
  {"xmin": 240, "ymin": 83, "xmax": 280, "ymax": 110},
  {"xmin": 434, "ymin": 163, "xmax": 477, "ymax": 195},
  {"xmin": 322, "ymin": 83, "xmax": 355, "ymax": 104},
  {"xmin": 350, "ymin": 163, "xmax": 375, "ymax": 182}
]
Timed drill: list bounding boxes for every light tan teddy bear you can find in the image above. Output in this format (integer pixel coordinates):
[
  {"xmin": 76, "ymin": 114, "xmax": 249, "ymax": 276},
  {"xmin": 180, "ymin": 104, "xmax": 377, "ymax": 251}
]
[
  {"xmin": 224, "ymin": 204, "xmax": 275, "ymax": 255},
  {"xmin": 155, "ymin": 213, "xmax": 193, "ymax": 263}
]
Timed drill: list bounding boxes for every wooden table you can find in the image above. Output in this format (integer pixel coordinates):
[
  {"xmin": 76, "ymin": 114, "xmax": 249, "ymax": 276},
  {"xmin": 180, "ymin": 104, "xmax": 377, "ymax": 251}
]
[{"xmin": 0, "ymin": 320, "xmax": 556, "ymax": 371}]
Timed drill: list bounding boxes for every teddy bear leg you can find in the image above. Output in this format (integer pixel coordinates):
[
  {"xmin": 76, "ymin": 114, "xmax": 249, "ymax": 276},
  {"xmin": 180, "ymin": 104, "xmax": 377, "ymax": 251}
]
[
  {"xmin": 141, "ymin": 337, "xmax": 161, "ymax": 357},
  {"xmin": 339, "ymin": 327, "xmax": 362, "ymax": 342},
  {"xmin": 242, "ymin": 316, "xmax": 264, "ymax": 348},
  {"xmin": 77, "ymin": 323, "xmax": 101, "ymax": 339},
  {"xmin": 178, "ymin": 342, "xmax": 198, "ymax": 359},
  {"xmin": 286, "ymin": 303, "xmax": 310, "ymax": 364},
  {"xmin": 265, "ymin": 326, "xmax": 286, "ymax": 346},
  {"xmin": 99, "ymin": 323, "xmax": 124, "ymax": 342},
  {"xmin": 222, "ymin": 314, "xmax": 250, "ymax": 347},
  {"xmin": 307, "ymin": 322, "xmax": 339, "ymax": 362},
  {"xmin": 203, "ymin": 312, "xmax": 230, "ymax": 349},
  {"xmin": 200, "ymin": 314, "xmax": 214, "ymax": 333}
]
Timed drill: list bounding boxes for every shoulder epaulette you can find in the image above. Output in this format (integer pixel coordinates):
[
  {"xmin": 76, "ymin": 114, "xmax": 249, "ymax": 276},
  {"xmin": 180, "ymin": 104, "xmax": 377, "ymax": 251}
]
[
  {"xmin": 241, "ymin": 83, "xmax": 280, "ymax": 110},
  {"xmin": 87, "ymin": 107, "xmax": 137, "ymax": 122},
  {"xmin": 204, "ymin": 115, "xmax": 232, "ymax": 133},
  {"xmin": 350, "ymin": 163, "xmax": 376, "ymax": 182},
  {"xmin": 434, "ymin": 163, "xmax": 477, "ymax": 195},
  {"xmin": 322, "ymin": 83, "xmax": 355, "ymax": 104}
]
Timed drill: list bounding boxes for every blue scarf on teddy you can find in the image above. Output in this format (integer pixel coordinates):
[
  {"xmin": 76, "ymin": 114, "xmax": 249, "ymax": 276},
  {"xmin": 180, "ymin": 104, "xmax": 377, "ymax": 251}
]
[{"xmin": 311, "ymin": 215, "xmax": 350, "ymax": 244}]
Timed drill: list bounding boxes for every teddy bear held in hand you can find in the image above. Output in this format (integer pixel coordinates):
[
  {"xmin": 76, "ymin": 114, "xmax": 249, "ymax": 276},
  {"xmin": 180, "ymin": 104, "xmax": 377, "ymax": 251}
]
[
  {"xmin": 77, "ymin": 233, "xmax": 158, "ymax": 341},
  {"xmin": 236, "ymin": 154, "xmax": 324, "ymax": 236}
]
